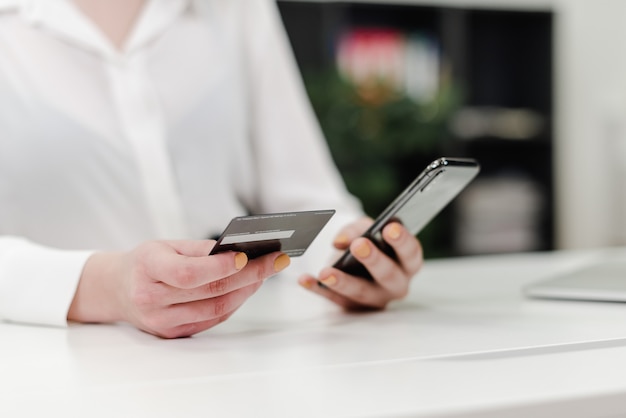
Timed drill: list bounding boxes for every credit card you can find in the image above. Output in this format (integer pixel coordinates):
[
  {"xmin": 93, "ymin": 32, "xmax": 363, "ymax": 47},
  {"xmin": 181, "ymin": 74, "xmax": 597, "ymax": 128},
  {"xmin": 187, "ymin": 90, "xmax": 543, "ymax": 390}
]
[{"xmin": 209, "ymin": 209, "xmax": 335, "ymax": 259}]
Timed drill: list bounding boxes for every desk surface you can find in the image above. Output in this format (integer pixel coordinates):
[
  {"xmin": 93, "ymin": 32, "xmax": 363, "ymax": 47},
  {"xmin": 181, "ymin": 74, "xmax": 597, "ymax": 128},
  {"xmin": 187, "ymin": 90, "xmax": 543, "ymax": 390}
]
[{"xmin": 4, "ymin": 248, "xmax": 626, "ymax": 417}]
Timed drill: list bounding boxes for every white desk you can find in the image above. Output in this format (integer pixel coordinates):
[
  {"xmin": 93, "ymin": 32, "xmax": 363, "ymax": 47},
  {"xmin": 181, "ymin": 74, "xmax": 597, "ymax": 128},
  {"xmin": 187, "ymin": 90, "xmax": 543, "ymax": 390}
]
[{"xmin": 4, "ymin": 248, "xmax": 626, "ymax": 417}]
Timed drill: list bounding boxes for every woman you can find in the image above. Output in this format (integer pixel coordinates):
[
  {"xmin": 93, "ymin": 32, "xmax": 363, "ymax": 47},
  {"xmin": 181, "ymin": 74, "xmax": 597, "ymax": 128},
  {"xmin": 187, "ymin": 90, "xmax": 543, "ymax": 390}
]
[{"xmin": 0, "ymin": 0, "xmax": 423, "ymax": 338}]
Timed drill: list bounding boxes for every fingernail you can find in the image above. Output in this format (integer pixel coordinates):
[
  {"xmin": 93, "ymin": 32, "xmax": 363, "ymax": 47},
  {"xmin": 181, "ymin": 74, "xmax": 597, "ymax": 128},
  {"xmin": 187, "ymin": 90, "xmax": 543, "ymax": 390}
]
[
  {"xmin": 387, "ymin": 223, "xmax": 402, "ymax": 240},
  {"xmin": 334, "ymin": 234, "xmax": 350, "ymax": 246},
  {"xmin": 320, "ymin": 275, "xmax": 337, "ymax": 287},
  {"xmin": 235, "ymin": 252, "xmax": 248, "ymax": 270},
  {"xmin": 353, "ymin": 241, "xmax": 371, "ymax": 258},
  {"xmin": 300, "ymin": 278, "xmax": 315, "ymax": 289},
  {"xmin": 273, "ymin": 254, "xmax": 291, "ymax": 272}
]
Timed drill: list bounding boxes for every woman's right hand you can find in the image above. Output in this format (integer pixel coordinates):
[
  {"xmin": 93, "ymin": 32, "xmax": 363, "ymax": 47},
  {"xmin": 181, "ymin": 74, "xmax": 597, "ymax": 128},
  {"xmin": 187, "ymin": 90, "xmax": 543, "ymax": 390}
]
[{"xmin": 68, "ymin": 240, "xmax": 290, "ymax": 338}]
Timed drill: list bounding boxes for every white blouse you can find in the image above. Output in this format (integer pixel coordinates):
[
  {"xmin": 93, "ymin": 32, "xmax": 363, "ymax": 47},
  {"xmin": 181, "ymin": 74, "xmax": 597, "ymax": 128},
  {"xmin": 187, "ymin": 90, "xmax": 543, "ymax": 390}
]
[{"xmin": 0, "ymin": 0, "xmax": 362, "ymax": 326}]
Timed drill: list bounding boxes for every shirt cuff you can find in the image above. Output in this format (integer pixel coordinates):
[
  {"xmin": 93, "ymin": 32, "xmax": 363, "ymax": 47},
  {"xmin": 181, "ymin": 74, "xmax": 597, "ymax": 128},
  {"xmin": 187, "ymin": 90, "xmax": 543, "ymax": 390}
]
[{"xmin": 0, "ymin": 239, "xmax": 94, "ymax": 327}]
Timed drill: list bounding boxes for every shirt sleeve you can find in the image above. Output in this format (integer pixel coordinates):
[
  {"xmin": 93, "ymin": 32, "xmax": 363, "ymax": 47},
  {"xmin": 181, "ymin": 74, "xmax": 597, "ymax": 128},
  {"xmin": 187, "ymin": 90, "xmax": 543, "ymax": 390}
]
[
  {"xmin": 242, "ymin": 0, "xmax": 365, "ymax": 272},
  {"xmin": 0, "ymin": 236, "xmax": 93, "ymax": 327}
]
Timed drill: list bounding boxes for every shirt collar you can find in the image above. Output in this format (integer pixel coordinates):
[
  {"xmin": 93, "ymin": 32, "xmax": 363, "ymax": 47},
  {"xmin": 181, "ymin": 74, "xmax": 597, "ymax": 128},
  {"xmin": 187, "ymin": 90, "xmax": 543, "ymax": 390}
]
[
  {"xmin": 125, "ymin": 0, "xmax": 191, "ymax": 55},
  {"xmin": 0, "ymin": 0, "xmax": 192, "ymax": 62}
]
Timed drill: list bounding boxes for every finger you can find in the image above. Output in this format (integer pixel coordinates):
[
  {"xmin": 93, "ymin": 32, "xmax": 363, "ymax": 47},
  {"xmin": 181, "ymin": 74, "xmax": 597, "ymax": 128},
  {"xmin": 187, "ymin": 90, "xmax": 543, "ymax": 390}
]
[
  {"xmin": 140, "ymin": 242, "xmax": 248, "ymax": 289},
  {"xmin": 153, "ymin": 311, "xmax": 237, "ymax": 339},
  {"xmin": 165, "ymin": 240, "xmax": 218, "ymax": 257},
  {"xmin": 163, "ymin": 281, "xmax": 264, "ymax": 329},
  {"xmin": 302, "ymin": 267, "xmax": 391, "ymax": 309},
  {"xmin": 346, "ymin": 237, "xmax": 408, "ymax": 299},
  {"xmin": 382, "ymin": 222, "xmax": 424, "ymax": 276},
  {"xmin": 332, "ymin": 217, "xmax": 373, "ymax": 250},
  {"xmin": 163, "ymin": 253, "xmax": 290, "ymax": 304},
  {"xmin": 298, "ymin": 274, "xmax": 367, "ymax": 311}
]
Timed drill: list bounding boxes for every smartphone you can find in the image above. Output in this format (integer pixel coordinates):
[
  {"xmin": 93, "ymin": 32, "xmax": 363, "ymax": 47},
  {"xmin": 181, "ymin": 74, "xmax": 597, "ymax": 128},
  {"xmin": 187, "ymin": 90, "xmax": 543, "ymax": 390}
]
[{"xmin": 333, "ymin": 157, "xmax": 480, "ymax": 280}]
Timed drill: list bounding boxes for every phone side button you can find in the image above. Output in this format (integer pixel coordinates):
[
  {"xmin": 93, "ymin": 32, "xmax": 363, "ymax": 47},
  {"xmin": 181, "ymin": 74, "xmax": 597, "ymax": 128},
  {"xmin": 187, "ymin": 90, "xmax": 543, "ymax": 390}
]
[{"xmin": 420, "ymin": 169, "xmax": 445, "ymax": 192}]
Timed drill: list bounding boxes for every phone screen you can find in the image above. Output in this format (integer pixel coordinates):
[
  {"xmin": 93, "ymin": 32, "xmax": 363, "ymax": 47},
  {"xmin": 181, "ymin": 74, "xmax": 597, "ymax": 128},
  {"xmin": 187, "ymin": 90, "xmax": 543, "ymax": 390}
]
[{"xmin": 332, "ymin": 157, "xmax": 480, "ymax": 280}]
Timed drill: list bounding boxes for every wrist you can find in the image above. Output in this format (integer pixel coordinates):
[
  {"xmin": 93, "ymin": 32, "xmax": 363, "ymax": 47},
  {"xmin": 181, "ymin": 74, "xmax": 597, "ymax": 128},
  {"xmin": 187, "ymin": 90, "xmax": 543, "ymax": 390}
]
[{"xmin": 67, "ymin": 251, "xmax": 124, "ymax": 324}]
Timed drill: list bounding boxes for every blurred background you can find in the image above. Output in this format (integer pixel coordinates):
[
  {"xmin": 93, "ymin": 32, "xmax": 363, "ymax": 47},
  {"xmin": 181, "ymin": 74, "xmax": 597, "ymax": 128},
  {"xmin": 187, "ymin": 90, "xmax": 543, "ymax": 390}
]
[{"xmin": 276, "ymin": 0, "xmax": 626, "ymax": 259}]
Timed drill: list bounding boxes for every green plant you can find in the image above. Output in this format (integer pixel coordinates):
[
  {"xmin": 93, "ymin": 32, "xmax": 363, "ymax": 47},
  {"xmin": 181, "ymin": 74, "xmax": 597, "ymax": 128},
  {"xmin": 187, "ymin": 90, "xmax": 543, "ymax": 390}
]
[
  {"xmin": 304, "ymin": 69, "xmax": 463, "ymax": 257},
  {"xmin": 305, "ymin": 69, "xmax": 461, "ymax": 208}
]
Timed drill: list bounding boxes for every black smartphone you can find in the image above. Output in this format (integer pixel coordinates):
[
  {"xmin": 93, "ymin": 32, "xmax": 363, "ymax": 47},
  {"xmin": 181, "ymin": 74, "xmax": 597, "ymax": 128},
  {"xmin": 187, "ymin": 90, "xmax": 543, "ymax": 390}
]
[{"xmin": 333, "ymin": 157, "xmax": 480, "ymax": 280}]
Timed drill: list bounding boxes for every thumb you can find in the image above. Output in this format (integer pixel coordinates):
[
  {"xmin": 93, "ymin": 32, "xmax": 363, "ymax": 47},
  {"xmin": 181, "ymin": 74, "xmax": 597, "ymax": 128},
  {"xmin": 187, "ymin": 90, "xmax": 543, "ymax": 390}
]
[{"xmin": 164, "ymin": 239, "xmax": 217, "ymax": 257}]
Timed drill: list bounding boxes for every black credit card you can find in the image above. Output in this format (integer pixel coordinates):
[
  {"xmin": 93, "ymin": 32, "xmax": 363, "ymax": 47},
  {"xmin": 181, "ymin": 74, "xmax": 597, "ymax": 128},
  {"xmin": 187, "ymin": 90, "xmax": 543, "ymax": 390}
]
[{"xmin": 209, "ymin": 210, "xmax": 335, "ymax": 259}]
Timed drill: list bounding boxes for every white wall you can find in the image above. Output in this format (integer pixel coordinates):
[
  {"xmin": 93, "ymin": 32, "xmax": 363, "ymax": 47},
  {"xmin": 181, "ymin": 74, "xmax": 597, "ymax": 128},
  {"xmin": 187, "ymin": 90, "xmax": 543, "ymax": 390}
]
[{"xmin": 555, "ymin": 0, "xmax": 626, "ymax": 249}]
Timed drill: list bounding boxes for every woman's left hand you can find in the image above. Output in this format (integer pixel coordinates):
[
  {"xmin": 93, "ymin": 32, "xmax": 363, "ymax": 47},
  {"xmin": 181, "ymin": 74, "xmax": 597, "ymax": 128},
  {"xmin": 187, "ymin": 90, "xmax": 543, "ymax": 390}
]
[{"xmin": 298, "ymin": 217, "xmax": 423, "ymax": 310}]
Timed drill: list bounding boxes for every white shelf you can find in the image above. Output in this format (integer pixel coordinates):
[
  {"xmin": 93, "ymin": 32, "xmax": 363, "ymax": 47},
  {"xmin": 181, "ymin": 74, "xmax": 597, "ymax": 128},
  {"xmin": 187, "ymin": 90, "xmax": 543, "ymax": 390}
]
[
  {"xmin": 282, "ymin": 0, "xmax": 626, "ymax": 250},
  {"xmin": 279, "ymin": 0, "xmax": 556, "ymax": 12}
]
